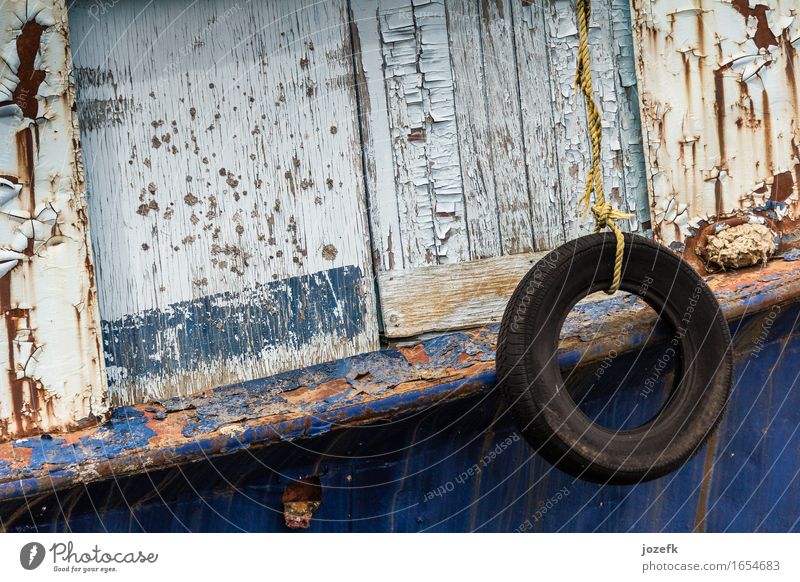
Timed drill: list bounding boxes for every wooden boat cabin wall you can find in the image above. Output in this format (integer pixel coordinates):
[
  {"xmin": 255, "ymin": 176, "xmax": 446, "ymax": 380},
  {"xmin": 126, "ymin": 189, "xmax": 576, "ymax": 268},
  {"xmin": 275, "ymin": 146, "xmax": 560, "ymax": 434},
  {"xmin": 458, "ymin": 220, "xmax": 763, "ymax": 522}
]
[{"xmin": 0, "ymin": 0, "xmax": 798, "ymax": 438}]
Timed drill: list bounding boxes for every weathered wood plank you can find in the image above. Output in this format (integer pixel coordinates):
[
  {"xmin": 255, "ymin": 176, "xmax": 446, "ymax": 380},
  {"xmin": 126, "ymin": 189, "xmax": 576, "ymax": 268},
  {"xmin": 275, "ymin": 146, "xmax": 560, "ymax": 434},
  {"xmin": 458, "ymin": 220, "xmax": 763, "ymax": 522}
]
[
  {"xmin": 609, "ymin": 0, "xmax": 650, "ymax": 231},
  {"xmin": 470, "ymin": 0, "xmax": 535, "ymax": 256},
  {"xmin": 446, "ymin": 0, "xmax": 502, "ymax": 259},
  {"xmin": 368, "ymin": 0, "xmax": 652, "ymax": 337},
  {"xmin": 379, "ymin": 251, "xmax": 548, "ymax": 337},
  {"xmin": 540, "ymin": 0, "xmax": 631, "ymax": 240},
  {"xmin": 587, "ymin": 0, "xmax": 633, "ymax": 224},
  {"xmin": 0, "ymin": 0, "xmax": 107, "ymax": 439},
  {"xmin": 350, "ymin": 0, "xmax": 405, "ymax": 270},
  {"xmin": 353, "ymin": 0, "xmax": 469, "ymax": 266},
  {"xmin": 512, "ymin": 0, "xmax": 567, "ymax": 250},
  {"xmin": 69, "ymin": 0, "xmax": 378, "ymax": 402}
]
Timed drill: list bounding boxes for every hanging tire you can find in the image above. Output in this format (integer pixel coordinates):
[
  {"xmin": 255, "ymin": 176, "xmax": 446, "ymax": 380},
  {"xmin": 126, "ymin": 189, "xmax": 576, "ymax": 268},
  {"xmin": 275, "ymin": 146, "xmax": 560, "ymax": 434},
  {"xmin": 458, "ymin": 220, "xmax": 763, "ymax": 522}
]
[{"xmin": 496, "ymin": 233, "xmax": 732, "ymax": 484}]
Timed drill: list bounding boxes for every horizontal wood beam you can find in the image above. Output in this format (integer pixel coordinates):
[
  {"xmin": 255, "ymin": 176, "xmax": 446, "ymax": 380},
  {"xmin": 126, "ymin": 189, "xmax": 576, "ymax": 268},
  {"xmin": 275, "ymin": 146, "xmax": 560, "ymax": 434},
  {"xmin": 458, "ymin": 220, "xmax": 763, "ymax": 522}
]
[{"xmin": 378, "ymin": 252, "xmax": 548, "ymax": 338}]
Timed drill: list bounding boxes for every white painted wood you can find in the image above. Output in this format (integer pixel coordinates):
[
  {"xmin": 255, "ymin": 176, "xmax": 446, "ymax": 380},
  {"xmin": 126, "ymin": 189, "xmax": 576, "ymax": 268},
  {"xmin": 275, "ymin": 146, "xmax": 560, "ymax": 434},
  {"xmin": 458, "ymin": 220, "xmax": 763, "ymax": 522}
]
[
  {"xmin": 0, "ymin": 0, "xmax": 107, "ymax": 438},
  {"xmin": 351, "ymin": 0, "xmax": 469, "ymax": 267},
  {"xmin": 360, "ymin": 0, "xmax": 650, "ymax": 336},
  {"xmin": 631, "ymin": 0, "xmax": 800, "ymax": 246},
  {"xmin": 446, "ymin": 0, "xmax": 503, "ymax": 260},
  {"xmin": 351, "ymin": 0, "xmax": 406, "ymax": 270},
  {"xmin": 69, "ymin": 0, "xmax": 379, "ymax": 402},
  {"xmin": 512, "ymin": 0, "xmax": 568, "ymax": 250},
  {"xmin": 541, "ymin": 0, "xmax": 630, "ymax": 241},
  {"xmin": 609, "ymin": 0, "xmax": 650, "ymax": 231},
  {"xmin": 468, "ymin": 0, "xmax": 535, "ymax": 256}
]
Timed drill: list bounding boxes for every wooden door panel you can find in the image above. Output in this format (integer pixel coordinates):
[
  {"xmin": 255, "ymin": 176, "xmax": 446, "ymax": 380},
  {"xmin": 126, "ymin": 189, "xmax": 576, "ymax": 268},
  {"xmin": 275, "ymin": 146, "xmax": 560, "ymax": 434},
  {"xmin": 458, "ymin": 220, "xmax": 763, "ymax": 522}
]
[{"xmin": 69, "ymin": 0, "xmax": 379, "ymax": 402}]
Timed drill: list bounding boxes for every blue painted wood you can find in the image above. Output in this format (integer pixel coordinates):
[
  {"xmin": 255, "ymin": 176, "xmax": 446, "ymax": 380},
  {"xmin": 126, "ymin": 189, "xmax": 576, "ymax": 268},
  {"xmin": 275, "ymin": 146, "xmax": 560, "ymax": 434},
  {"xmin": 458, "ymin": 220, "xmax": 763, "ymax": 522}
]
[
  {"xmin": 102, "ymin": 266, "xmax": 368, "ymax": 392},
  {"xmin": 4, "ymin": 302, "xmax": 800, "ymax": 532}
]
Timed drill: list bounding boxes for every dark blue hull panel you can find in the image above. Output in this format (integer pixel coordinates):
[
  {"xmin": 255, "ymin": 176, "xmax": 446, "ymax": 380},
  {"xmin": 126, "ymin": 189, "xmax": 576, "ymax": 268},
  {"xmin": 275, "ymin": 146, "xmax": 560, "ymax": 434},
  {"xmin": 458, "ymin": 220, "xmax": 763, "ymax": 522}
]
[{"xmin": 4, "ymin": 302, "xmax": 800, "ymax": 532}]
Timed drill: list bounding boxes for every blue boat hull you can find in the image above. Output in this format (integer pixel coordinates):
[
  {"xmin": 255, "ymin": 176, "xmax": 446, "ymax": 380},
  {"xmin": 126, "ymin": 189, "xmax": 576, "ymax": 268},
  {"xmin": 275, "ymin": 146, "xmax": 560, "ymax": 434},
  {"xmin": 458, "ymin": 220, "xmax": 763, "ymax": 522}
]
[{"xmin": 4, "ymin": 301, "xmax": 800, "ymax": 532}]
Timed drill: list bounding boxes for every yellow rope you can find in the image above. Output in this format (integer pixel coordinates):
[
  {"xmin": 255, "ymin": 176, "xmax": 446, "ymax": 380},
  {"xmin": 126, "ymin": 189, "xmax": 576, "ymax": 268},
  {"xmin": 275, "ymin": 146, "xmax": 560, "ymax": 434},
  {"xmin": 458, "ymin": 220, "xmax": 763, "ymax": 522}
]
[{"xmin": 575, "ymin": 0, "xmax": 633, "ymax": 294}]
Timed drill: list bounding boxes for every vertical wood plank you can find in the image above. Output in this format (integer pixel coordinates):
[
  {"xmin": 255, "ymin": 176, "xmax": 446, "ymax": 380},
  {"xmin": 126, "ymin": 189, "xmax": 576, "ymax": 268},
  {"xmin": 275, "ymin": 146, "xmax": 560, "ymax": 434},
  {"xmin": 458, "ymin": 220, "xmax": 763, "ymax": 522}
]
[
  {"xmin": 473, "ymin": 0, "xmax": 534, "ymax": 256},
  {"xmin": 588, "ymin": 0, "xmax": 632, "ymax": 225},
  {"xmin": 352, "ymin": 0, "xmax": 469, "ymax": 267},
  {"xmin": 540, "ymin": 0, "xmax": 631, "ymax": 240},
  {"xmin": 350, "ymin": 0, "xmax": 405, "ymax": 270},
  {"xmin": 542, "ymin": 0, "xmax": 591, "ymax": 241},
  {"xmin": 446, "ymin": 0, "xmax": 502, "ymax": 259},
  {"xmin": 512, "ymin": 1, "xmax": 567, "ymax": 249},
  {"xmin": 609, "ymin": 0, "xmax": 650, "ymax": 231}
]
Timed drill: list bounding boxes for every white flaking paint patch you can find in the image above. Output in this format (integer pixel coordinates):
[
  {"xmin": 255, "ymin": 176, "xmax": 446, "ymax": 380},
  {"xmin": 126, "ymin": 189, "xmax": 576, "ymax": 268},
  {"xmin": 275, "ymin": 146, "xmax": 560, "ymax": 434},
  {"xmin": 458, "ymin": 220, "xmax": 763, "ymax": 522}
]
[
  {"xmin": 632, "ymin": 0, "xmax": 800, "ymax": 246},
  {"xmin": 0, "ymin": 0, "xmax": 107, "ymax": 439},
  {"xmin": 361, "ymin": 0, "xmax": 468, "ymax": 266}
]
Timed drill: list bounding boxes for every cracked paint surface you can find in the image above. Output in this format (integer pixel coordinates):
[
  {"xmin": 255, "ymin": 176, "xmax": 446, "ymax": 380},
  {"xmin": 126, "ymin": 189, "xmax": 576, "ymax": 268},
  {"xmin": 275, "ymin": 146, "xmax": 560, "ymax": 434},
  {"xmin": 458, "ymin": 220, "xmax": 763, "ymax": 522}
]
[
  {"xmin": 353, "ymin": 0, "xmax": 650, "ymax": 336},
  {"xmin": 632, "ymin": 0, "xmax": 800, "ymax": 247},
  {"xmin": 0, "ymin": 0, "xmax": 106, "ymax": 439}
]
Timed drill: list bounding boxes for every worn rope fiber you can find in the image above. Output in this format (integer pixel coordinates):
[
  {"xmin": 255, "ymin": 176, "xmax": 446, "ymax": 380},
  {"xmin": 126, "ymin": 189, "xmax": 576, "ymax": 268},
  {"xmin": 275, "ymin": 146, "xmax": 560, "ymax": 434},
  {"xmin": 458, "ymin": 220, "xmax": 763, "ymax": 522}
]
[{"xmin": 575, "ymin": 0, "xmax": 633, "ymax": 294}]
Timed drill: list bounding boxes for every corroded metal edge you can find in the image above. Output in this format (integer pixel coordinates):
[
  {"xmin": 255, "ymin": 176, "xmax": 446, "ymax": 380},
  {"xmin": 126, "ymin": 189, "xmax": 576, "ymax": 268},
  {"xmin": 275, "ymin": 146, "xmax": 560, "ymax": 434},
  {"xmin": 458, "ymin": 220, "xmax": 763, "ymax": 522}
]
[{"xmin": 1, "ymin": 257, "xmax": 799, "ymax": 502}]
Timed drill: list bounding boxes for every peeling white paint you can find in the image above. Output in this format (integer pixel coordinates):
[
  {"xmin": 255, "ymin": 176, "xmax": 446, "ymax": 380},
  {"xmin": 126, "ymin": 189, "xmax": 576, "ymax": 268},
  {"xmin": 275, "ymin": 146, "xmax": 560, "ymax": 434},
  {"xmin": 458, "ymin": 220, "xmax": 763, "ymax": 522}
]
[
  {"xmin": 632, "ymin": 0, "xmax": 800, "ymax": 246},
  {"xmin": 356, "ymin": 0, "xmax": 648, "ymax": 335},
  {"xmin": 363, "ymin": 0, "xmax": 468, "ymax": 266},
  {"xmin": 0, "ymin": 0, "xmax": 106, "ymax": 439}
]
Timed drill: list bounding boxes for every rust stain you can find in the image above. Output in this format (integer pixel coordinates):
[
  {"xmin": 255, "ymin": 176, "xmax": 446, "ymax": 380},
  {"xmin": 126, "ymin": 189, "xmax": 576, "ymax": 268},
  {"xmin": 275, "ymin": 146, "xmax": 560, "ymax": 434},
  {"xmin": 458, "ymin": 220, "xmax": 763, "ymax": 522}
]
[
  {"xmin": 762, "ymin": 89, "xmax": 773, "ymax": 174},
  {"xmin": 399, "ymin": 344, "xmax": 430, "ymax": 365},
  {"xmin": 0, "ymin": 25, "xmax": 49, "ymax": 436},
  {"xmin": 737, "ymin": 79, "xmax": 759, "ymax": 129},
  {"xmin": 695, "ymin": 1, "xmax": 706, "ymax": 56},
  {"xmin": 784, "ymin": 31, "xmax": 798, "ymax": 113},
  {"xmin": 0, "ymin": 290, "xmax": 42, "ymax": 436},
  {"xmin": 731, "ymin": 0, "xmax": 779, "ymax": 50},
  {"xmin": 16, "ymin": 128, "xmax": 36, "ymax": 218},
  {"xmin": 282, "ymin": 476, "xmax": 322, "ymax": 529},
  {"xmin": 793, "ymin": 139, "xmax": 800, "ymax": 201},
  {"xmin": 713, "ymin": 61, "xmax": 728, "ymax": 211},
  {"xmin": 282, "ymin": 377, "xmax": 351, "ymax": 405},
  {"xmin": 770, "ymin": 171, "xmax": 794, "ymax": 203},
  {"xmin": 9, "ymin": 21, "xmax": 47, "ymax": 119},
  {"xmin": 407, "ymin": 127, "xmax": 426, "ymax": 142},
  {"xmin": 693, "ymin": 430, "xmax": 719, "ymax": 532}
]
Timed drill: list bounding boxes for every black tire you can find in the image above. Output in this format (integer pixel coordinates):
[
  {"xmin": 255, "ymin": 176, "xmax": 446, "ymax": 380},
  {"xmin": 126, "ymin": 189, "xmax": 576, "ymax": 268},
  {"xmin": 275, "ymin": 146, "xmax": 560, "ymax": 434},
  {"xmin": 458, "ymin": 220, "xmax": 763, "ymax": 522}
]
[{"xmin": 496, "ymin": 233, "xmax": 732, "ymax": 484}]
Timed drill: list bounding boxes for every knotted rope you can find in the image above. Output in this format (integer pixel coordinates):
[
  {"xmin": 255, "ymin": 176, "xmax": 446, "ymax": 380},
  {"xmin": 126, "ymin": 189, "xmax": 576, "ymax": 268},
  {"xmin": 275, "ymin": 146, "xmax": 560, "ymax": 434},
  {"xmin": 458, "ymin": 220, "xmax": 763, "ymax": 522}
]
[{"xmin": 575, "ymin": 0, "xmax": 633, "ymax": 294}]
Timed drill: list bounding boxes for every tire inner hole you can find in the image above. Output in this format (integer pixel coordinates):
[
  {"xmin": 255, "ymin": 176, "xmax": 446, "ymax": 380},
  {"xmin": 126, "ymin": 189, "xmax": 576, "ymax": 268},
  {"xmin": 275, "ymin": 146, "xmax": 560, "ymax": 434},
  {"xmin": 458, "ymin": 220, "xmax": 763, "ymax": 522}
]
[{"xmin": 557, "ymin": 290, "xmax": 682, "ymax": 432}]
